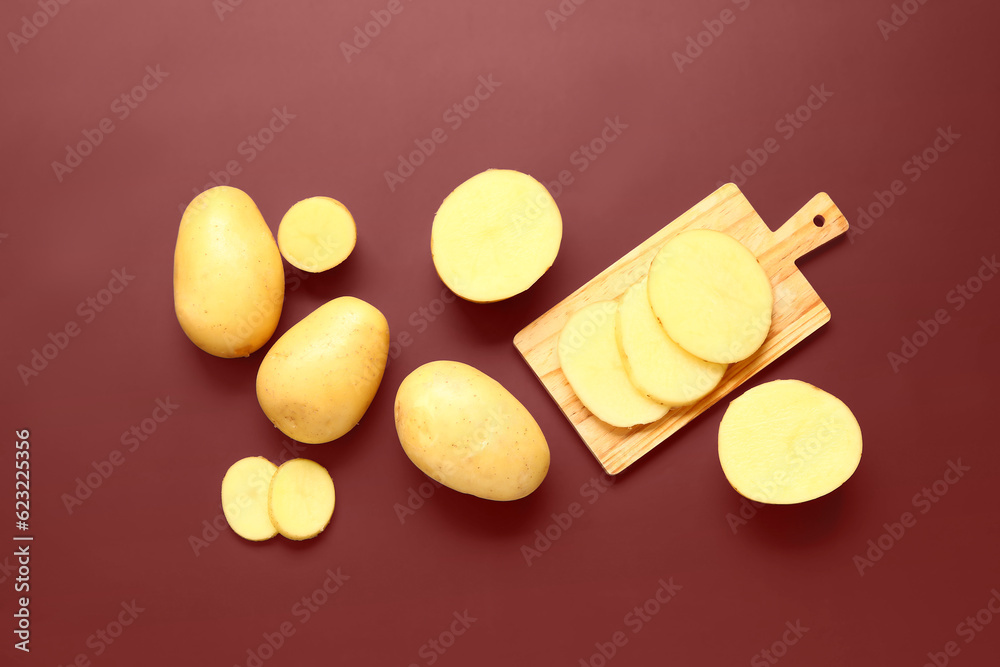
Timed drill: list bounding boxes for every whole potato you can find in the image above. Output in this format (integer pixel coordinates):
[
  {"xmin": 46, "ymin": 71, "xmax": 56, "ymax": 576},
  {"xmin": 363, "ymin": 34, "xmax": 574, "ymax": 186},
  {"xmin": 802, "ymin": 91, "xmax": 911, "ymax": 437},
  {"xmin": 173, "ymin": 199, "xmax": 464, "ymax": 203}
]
[
  {"xmin": 173, "ymin": 186, "xmax": 284, "ymax": 357},
  {"xmin": 394, "ymin": 360, "xmax": 550, "ymax": 501},
  {"xmin": 256, "ymin": 297, "xmax": 389, "ymax": 444}
]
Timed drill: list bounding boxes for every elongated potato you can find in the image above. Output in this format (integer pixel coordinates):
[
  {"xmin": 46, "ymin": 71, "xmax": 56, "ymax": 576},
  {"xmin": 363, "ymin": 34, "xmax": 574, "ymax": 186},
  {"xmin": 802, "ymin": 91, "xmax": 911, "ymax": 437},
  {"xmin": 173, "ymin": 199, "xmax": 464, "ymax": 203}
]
[
  {"xmin": 173, "ymin": 186, "xmax": 284, "ymax": 357},
  {"xmin": 616, "ymin": 278, "xmax": 727, "ymax": 406},
  {"xmin": 559, "ymin": 300, "xmax": 669, "ymax": 428},
  {"xmin": 268, "ymin": 458, "xmax": 335, "ymax": 540},
  {"xmin": 394, "ymin": 360, "xmax": 550, "ymax": 501},
  {"xmin": 718, "ymin": 380, "xmax": 862, "ymax": 504},
  {"xmin": 647, "ymin": 229, "xmax": 772, "ymax": 364},
  {"xmin": 431, "ymin": 169, "xmax": 562, "ymax": 302},
  {"xmin": 221, "ymin": 457, "xmax": 278, "ymax": 541},
  {"xmin": 277, "ymin": 196, "xmax": 356, "ymax": 273},
  {"xmin": 256, "ymin": 297, "xmax": 389, "ymax": 444}
]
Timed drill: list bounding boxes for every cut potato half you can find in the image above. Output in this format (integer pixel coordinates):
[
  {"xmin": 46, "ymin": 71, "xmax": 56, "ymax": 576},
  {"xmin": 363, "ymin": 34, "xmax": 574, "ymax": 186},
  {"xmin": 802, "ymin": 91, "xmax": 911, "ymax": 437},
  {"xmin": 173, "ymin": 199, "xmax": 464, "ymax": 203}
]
[
  {"xmin": 616, "ymin": 278, "xmax": 728, "ymax": 407},
  {"xmin": 221, "ymin": 457, "xmax": 278, "ymax": 541},
  {"xmin": 267, "ymin": 458, "xmax": 336, "ymax": 541},
  {"xmin": 648, "ymin": 229, "xmax": 772, "ymax": 364},
  {"xmin": 277, "ymin": 197, "xmax": 356, "ymax": 272},
  {"xmin": 559, "ymin": 300, "xmax": 669, "ymax": 428},
  {"xmin": 718, "ymin": 380, "xmax": 862, "ymax": 504},
  {"xmin": 431, "ymin": 169, "xmax": 562, "ymax": 302}
]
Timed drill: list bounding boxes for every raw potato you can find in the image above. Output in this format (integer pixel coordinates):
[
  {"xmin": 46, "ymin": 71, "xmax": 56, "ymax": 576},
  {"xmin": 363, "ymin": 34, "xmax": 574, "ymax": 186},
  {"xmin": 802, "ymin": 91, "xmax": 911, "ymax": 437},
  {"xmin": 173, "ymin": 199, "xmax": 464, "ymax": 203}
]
[
  {"xmin": 559, "ymin": 300, "xmax": 669, "ymax": 428},
  {"xmin": 267, "ymin": 458, "xmax": 335, "ymax": 540},
  {"xmin": 616, "ymin": 278, "xmax": 728, "ymax": 407},
  {"xmin": 256, "ymin": 296, "xmax": 389, "ymax": 444},
  {"xmin": 431, "ymin": 169, "xmax": 562, "ymax": 303},
  {"xmin": 718, "ymin": 380, "xmax": 862, "ymax": 504},
  {"xmin": 221, "ymin": 457, "xmax": 278, "ymax": 541},
  {"xmin": 173, "ymin": 186, "xmax": 284, "ymax": 357},
  {"xmin": 277, "ymin": 197, "xmax": 357, "ymax": 273},
  {"xmin": 394, "ymin": 360, "xmax": 550, "ymax": 501},
  {"xmin": 647, "ymin": 229, "xmax": 772, "ymax": 364}
]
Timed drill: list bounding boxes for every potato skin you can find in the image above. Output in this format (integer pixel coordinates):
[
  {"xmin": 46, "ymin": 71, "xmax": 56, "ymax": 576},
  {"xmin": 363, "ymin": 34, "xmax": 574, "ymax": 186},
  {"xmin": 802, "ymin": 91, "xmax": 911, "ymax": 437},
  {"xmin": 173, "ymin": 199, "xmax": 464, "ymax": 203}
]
[
  {"xmin": 256, "ymin": 297, "xmax": 389, "ymax": 444},
  {"xmin": 394, "ymin": 360, "xmax": 550, "ymax": 501},
  {"xmin": 173, "ymin": 186, "xmax": 284, "ymax": 357}
]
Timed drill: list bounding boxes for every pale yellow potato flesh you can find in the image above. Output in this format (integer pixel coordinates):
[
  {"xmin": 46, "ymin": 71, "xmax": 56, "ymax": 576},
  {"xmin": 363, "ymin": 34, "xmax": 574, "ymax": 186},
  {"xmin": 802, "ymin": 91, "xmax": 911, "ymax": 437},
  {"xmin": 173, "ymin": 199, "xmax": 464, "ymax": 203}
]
[
  {"xmin": 173, "ymin": 186, "xmax": 284, "ymax": 357},
  {"xmin": 558, "ymin": 300, "xmax": 670, "ymax": 428},
  {"xmin": 431, "ymin": 169, "xmax": 562, "ymax": 303},
  {"xmin": 718, "ymin": 380, "xmax": 862, "ymax": 504},
  {"xmin": 394, "ymin": 361, "xmax": 550, "ymax": 501},
  {"xmin": 267, "ymin": 459, "xmax": 336, "ymax": 540},
  {"xmin": 616, "ymin": 278, "xmax": 728, "ymax": 407},
  {"xmin": 647, "ymin": 229, "xmax": 772, "ymax": 364},
  {"xmin": 221, "ymin": 457, "xmax": 278, "ymax": 541},
  {"xmin": 256, "ymin": 296, "xmax": 389, "ymax": 444},
  {"xmin": 277, "ymin": 197, "xmax": 357, "ymax": 273}
]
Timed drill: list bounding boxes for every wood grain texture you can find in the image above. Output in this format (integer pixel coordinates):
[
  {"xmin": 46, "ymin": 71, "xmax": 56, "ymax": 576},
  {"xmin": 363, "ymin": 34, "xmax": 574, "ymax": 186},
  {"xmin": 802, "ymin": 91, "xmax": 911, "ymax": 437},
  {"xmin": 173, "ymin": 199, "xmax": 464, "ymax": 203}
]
[{"xmin": 513, "ymin": 184, "xmax": 849, "ymax": 474}]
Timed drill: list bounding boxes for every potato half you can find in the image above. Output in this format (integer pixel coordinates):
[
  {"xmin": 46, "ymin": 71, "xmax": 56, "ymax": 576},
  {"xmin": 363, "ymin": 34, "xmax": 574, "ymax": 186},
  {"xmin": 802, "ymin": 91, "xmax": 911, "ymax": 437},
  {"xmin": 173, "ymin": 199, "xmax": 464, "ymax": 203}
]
[
  {"xmin": 277, "ymin": 197, "xmax": 356, "ymax": 273},
  {"xmin": 221, "ymin": 457, "xmax": 278, "ymax": 541},
  {"xmin": 431, "ymin": 169, "xmax": 562, "ymax": 302},
  {"xmin": 559, "ymin": 300, "xmax": 669, "ymax": 428},
  {"xmin": 647, "ymin": 229, "xmax": 772, "ymax": 364},
  {"xmin": 616, "ymin": 278, "xmax": 728, "ymax": 407},
  {"xmin": 718, "ymin": 380, "xmax": 862, "ymax": 504},
  {"xmin": 267, "ymin": 458, "xmax": 336, "ymax": 540}
]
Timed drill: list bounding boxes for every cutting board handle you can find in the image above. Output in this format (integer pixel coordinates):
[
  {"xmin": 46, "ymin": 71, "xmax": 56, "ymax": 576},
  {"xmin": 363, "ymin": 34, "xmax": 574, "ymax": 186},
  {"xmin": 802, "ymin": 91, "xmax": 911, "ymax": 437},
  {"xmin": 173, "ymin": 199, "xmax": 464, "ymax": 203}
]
[{"xmin": 770, "ymin": 192, "xmax": 849, "ymax": 264}]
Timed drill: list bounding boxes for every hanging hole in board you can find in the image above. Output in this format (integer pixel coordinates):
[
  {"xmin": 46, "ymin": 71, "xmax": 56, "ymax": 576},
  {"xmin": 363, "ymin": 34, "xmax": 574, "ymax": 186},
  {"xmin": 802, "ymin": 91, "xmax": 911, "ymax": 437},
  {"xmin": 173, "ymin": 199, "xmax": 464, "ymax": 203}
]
[{"xmin": 812, "ymin": 215, "xmax": 825, "ymax": 227}]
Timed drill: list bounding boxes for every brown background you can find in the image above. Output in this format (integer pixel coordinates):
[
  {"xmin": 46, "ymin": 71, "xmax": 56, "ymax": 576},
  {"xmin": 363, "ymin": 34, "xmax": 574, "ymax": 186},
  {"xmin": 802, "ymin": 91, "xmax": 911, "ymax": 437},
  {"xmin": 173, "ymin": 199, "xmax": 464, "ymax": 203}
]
[{"xmin": 2, "ymin": 0, "xmax": 999, "ymax": 665}]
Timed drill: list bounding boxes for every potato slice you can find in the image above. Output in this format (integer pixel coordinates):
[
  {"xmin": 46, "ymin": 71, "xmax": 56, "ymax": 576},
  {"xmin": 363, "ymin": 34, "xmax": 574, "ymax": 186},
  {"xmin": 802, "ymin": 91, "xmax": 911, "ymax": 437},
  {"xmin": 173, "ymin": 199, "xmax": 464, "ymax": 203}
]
[
  {"xmin": 718, "ymin": 380, "xmax": 862, "ymax": 504},
  {"xmin": 277, "ymin": 197, "xmax": 356, "ymax": 272},
  {"xmin": 559, "ymin": 300, "xmax": 669, "ymax": 428},
  {"xmin": 431, "ymin": 169, "xmax": 562, "ymax": 302},
  {"xmin": 267, "ymin": 459, "xmax": 336, "ymax": 541},
  {"xmin": 221, "ymin": 457, "xmax": 278, "ymax": 541},
  {"xmin": 647, "ymin": 229, "xmax": 772, "ymax": 364},
  {"xmin": 616, "ymin": 278, "xmax": 728, "ymax": 407}
]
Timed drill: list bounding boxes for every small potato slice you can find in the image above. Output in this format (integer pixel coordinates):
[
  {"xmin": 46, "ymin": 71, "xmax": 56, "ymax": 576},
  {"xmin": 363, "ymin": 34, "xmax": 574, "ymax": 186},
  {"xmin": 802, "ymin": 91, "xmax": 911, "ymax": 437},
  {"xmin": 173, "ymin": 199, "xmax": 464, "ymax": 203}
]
[
  {"xmin": 221, "ymin": 457, "xmax": 278, "ymax": 541},
  {"xmin": 718, "ymin": 380, "xmax": 862, "ymax": 504},
  {"xmin": 431, "ymin": 169, "xmax": 562, "ymax": 302},
  {"xmin": 559, "ymin": 300, "xmax": 669, "ymax": 428},
  {"xmin": 267, "ymin": 458, "xmax": 336, "ymax": 541},
  {"xmin": 277, "ymin": 197, "xmax": 356, "ymax": 272},
  {"xmin": 616, "ymin": 278, "xmax": 727, "ymax": 407},
  {"xmin": 648, "ymin": 229, "xmax": 773, "ymax": 364}
]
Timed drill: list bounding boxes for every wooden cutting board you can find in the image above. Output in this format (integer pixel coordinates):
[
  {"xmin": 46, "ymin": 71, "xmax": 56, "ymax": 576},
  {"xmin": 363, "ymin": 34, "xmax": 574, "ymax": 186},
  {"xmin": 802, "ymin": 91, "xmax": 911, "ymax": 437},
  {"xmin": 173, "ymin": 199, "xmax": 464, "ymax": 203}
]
[{"xmin": 513, "ymin": 183, "xmax": 849, "ymax": 474}]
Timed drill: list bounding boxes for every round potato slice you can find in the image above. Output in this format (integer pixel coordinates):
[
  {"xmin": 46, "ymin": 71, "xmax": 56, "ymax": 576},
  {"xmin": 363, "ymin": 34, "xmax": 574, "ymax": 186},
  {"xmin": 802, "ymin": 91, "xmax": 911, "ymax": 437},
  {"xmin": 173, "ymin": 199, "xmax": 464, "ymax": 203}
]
[
  {"xmin": 267, "ymin": 458, "xmax": 336, "ymax": 541},
  {"xmin": 431, "ymin": 169, "xmax": 562, "ymax": 302},
  {"xmin": 559, "ymin": 300, "xmax": 669, "ymax": 428},
  {"xmin": 718, "ymin": 380, "xmax": 862, "ymax": 504},
  {"xmin": 617, "ymin": 278, "xmax": 728, "ymax": 407},
  {"xmin": 648, "ymin": 229, "xmax": 773, "ymax": 364},
  {"xmin": 221, "ymin": 456, "xmax": 278, "ymax": 541},
  {"xmin": 277, "ymin": 197, "xmax": 356, "ymax": 272}
]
